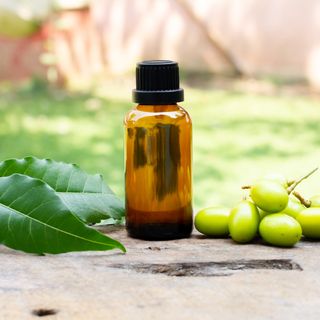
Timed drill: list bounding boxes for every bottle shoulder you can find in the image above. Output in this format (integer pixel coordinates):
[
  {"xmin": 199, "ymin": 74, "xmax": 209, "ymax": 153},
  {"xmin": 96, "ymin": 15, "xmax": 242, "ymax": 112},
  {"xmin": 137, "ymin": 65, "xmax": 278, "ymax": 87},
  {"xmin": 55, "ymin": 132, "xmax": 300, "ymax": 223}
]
[{"xmin": 124, "ymin": 104, "xmax": 192, "ymax": 127}]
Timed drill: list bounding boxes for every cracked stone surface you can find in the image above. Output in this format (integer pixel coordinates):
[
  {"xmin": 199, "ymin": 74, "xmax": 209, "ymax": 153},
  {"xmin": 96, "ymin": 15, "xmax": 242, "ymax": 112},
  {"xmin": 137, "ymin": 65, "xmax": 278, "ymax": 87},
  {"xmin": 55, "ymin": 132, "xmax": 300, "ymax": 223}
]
[{"xmin": 0, "ymin": 226, "xmax": 319, "ymax": 319}]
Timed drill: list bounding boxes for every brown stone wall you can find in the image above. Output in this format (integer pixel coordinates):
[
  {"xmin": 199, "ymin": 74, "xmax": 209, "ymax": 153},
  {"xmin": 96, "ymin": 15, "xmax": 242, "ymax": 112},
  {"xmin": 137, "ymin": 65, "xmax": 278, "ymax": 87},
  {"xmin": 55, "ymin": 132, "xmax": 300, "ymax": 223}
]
[{"xmin": 0, "ymin": 34, "xmax": 46, "ymax": 82}]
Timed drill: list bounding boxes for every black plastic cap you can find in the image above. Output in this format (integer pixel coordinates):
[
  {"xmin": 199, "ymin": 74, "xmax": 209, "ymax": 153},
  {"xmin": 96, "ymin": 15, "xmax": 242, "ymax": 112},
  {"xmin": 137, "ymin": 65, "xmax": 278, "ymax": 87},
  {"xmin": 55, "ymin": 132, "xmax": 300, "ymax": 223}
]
[{"xmin": 133, "ymin": 60, "xmax": 184, "ymax": 105}]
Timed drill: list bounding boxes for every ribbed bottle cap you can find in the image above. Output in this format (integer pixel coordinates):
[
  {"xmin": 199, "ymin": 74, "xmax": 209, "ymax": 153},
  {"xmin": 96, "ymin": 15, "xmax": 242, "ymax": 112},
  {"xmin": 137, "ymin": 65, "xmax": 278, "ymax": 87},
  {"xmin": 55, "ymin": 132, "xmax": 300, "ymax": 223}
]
[{"xmin": 132, "ymin": 60, "xmax": 184, "ymax": 105}]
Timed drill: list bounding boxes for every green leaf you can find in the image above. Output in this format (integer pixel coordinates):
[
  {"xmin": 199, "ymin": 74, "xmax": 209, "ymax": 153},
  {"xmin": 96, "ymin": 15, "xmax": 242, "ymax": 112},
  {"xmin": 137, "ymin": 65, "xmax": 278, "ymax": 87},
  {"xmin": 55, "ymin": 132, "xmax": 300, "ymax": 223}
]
[
  {"xmin": 0, "ymin": 157, "xmax": 124, "ymax": 224},
  {"xmin": 0, "ymin": 174, "xmax": 126, "ymax": 254}
]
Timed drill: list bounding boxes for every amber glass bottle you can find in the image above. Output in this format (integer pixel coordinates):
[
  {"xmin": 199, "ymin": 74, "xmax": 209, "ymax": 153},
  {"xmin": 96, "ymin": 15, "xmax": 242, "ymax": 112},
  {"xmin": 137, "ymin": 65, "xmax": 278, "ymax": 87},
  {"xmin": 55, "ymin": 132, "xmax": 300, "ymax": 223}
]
[{"xmin": 124, "ymin": 60, "xmax": 193, "ymax": 240}]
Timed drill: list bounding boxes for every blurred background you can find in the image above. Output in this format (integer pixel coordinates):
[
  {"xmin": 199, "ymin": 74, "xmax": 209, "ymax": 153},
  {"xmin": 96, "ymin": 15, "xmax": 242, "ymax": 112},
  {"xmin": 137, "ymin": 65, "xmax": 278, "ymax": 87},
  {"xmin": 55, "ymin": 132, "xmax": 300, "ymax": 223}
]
[{"xmin": 1, "ymin": 0, "xmax": 320, "ymax": 209}]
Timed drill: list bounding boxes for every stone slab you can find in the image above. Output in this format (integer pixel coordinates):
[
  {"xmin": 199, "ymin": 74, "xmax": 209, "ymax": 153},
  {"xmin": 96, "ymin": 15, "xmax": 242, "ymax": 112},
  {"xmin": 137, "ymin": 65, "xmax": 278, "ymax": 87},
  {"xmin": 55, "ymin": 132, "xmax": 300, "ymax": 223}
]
[{"xmin": 0, "ymin": 226, "xmax": 319, "ymax": 319}]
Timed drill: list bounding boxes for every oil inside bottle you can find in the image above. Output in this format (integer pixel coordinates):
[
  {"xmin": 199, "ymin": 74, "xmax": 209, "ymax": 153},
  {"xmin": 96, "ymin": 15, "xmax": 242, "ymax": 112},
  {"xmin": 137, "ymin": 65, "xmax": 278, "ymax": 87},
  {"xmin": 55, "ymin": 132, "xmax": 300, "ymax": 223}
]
[{"xmin": 125, "ymin": 104, "xmax": 193, "ymax": 240}]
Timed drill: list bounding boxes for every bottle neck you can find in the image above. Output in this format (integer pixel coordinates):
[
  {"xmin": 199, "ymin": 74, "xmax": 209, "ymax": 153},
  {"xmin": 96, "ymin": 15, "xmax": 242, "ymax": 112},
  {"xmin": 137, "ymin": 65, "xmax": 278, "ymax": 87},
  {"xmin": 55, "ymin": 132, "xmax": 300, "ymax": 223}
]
[{"xmin": 136, "ymin": 104, "xmax": 179, "ymax": 112}]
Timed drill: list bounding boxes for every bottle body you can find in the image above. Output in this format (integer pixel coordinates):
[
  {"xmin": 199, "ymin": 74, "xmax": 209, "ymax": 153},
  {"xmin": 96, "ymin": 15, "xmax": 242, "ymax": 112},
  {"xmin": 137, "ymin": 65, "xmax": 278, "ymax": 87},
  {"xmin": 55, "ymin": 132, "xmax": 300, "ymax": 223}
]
[{"xmin": 124, "ymin": 104, "xmax": 193, "ymax": 240}]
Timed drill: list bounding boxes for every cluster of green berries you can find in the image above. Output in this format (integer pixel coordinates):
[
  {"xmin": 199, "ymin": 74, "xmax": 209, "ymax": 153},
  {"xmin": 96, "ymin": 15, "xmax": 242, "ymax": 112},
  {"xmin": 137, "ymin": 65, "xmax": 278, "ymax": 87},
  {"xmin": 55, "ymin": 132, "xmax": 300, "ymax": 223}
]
[{"xmin": 195, "ymin": 169, "xmax": 320, "ymax": 247}]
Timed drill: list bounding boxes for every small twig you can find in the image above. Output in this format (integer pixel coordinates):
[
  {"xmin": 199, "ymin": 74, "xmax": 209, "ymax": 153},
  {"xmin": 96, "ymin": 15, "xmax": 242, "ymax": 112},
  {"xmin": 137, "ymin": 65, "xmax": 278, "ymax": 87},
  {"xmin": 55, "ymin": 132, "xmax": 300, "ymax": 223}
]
[
  {"xmin": 287, "ymin": 180, "xmax": 295, "ymax": 187},
  {"xmin": 287, "ymin": 167, "xmax": 318, "ymax": 194},
  {"xmin": 241, "ymin": 185, "xmax": 251, "ymax": 190},
  {"xmin": 292, "ymin": 191, "xmax": 311, "ymax": 208}
]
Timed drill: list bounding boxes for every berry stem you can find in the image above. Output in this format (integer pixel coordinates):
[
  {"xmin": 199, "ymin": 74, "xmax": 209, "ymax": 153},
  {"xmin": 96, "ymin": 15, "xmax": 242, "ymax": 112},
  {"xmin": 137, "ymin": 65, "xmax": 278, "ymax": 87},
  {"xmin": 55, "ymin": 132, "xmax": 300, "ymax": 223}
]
[
  {"xmin": 287, "ymin": 167, "xmax": 318, "ymax": 194},
  {"xmin": 287, "ymin": 180, "xmax": 295, "ymax": 187},
  {"xmin": 292, "ymin": 191, "xmax": 311, "ymax": 208}
]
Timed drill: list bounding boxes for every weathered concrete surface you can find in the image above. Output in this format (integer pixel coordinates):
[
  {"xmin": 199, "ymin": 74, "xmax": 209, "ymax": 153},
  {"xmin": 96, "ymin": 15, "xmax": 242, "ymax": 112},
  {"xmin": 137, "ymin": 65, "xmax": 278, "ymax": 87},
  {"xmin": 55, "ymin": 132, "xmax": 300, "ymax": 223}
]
[{"xmin": 0, "ymin": 226, "xmax": 319, "ymax": 319}]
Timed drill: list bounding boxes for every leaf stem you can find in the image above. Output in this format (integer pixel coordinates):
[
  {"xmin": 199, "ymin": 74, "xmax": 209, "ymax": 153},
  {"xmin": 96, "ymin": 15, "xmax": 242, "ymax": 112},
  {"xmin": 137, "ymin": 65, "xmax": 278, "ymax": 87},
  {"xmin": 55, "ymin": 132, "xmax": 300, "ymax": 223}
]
[{"xmin": 287, "ymin": 167, "xmax": 318, "ymax": 194}]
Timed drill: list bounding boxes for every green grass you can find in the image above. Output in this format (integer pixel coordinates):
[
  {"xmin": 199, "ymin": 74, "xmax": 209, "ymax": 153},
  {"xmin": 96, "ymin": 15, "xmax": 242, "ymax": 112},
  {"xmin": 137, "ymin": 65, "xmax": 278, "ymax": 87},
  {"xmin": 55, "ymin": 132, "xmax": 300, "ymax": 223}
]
[{"xmin": 1, "ymin": 80, "xmax": 320, "ymax": 210}]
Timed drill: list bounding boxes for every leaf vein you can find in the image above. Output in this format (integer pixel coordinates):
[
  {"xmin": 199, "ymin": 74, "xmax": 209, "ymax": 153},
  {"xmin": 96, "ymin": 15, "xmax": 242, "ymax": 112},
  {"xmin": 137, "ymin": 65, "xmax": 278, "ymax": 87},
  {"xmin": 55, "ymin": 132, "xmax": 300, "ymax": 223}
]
[
  {"xmin": 65, "ymin": 169, "xmax": 74, "ymax": 192},
  {"xmin": 1, "ymin": 161, "xmax": 15, "ymax": 176}
]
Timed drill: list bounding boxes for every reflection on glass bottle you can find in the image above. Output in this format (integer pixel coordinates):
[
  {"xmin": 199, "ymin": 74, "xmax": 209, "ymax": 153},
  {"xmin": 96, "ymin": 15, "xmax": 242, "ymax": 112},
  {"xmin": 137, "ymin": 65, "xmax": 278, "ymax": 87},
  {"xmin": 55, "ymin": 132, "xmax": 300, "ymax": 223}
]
[{"xmin": 132, "ymin": 124, "xmax": 181, "ymax": 200}]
